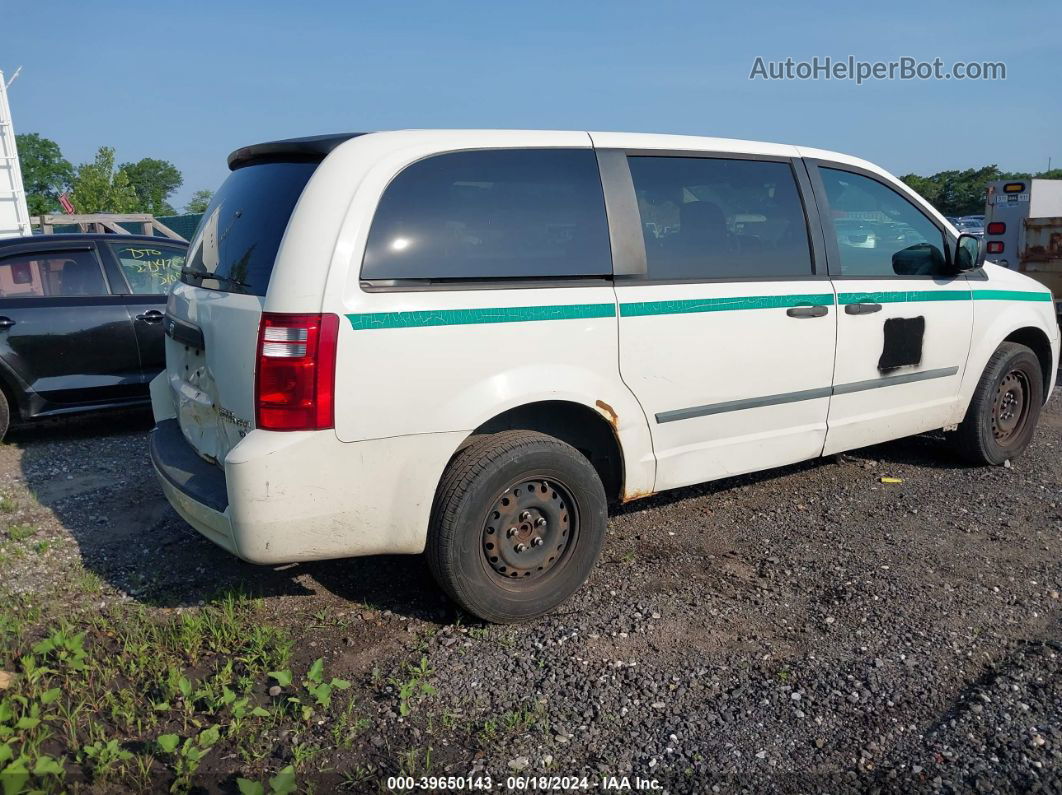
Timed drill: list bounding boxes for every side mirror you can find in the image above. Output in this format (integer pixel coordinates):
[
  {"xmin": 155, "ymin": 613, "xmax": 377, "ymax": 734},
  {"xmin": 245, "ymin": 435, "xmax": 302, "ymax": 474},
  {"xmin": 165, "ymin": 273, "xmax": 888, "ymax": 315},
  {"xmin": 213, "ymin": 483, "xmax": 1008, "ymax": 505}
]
[
  {"xmin": 954, "ymin": 233, "xmax": 983, "ymax": 271},
  {"xmin": 892, "ymin": 243, "xmax": 945, "ymax": 276}
]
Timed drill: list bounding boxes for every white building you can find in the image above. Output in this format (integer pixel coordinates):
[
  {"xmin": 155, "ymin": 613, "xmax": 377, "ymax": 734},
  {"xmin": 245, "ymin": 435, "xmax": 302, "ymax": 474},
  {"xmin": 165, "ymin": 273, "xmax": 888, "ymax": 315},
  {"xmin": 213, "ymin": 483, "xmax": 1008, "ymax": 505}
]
[{"xmin": 0, "ymin": 69, "xmax": 32, "ymax": 239}]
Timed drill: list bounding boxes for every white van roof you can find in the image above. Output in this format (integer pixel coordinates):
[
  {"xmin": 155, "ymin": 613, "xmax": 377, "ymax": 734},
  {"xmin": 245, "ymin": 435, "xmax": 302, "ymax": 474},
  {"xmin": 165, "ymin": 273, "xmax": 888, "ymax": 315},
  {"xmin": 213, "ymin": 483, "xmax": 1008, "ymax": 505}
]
[{"xmin": 227, "ymin": 130, "xmax": 887, "ymax": 178}]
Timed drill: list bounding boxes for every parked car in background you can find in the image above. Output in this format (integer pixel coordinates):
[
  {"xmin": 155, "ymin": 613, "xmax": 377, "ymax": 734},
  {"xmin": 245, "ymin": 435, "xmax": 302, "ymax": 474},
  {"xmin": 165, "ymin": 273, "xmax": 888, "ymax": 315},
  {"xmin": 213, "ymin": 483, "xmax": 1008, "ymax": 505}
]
[
  {"xmin": 956, "ymin": 217, "xmax": 985, "ymax": 237},
  {"xmin": 0, "ymin": 233, "xmax": 187, "ymax": 438},
  {"xmin": 150, "ymin": 131, "xmax": 1058, "ymax": 623}
]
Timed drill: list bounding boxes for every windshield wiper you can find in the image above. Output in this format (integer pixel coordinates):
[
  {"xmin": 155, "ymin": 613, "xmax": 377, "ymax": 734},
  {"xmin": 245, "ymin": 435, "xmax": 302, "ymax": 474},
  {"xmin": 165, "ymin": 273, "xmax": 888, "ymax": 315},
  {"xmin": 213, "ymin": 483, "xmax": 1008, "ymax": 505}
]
[{"xmin": 181, "ymin": 268, "xmax": 252, "ymax": 289}]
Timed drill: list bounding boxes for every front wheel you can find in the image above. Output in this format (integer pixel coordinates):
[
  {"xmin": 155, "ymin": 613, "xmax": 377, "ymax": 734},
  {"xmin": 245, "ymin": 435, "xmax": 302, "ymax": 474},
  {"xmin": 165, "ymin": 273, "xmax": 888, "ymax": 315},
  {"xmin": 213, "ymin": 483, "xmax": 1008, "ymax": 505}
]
[
  {"xmin": 0, "ymin": 389, "xmax": 9, "ymax": 441},
  {"xmin": 427, "ymin": 430, "xmax": 607, "ymax": 623},
  {"xmin": 951, "ymin": 342, "xmax": 1044, "ymax": 465}
]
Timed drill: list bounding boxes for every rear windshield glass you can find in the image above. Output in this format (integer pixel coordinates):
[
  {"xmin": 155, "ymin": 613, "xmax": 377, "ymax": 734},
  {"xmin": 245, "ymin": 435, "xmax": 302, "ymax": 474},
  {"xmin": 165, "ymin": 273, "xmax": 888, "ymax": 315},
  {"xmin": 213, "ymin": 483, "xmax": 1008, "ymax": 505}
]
[{"xmin": 181, "ymin": 162, "xmax": 317, "ymax": 296}]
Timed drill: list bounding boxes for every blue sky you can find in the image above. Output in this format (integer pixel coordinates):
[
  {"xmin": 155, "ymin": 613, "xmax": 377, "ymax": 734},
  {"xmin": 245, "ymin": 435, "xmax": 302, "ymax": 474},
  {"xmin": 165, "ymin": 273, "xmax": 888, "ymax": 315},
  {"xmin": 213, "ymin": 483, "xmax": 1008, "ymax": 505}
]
[{"xmin": 3, "ymin": 0, "xmax": 1059, "ymax": 211}]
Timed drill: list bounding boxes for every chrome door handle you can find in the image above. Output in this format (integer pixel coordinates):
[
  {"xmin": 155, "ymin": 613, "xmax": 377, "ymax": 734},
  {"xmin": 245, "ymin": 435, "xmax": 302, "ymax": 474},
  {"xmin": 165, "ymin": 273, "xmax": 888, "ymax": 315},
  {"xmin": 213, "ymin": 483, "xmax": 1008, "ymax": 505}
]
[
  {"xmin": 786, "ymin": 305, "xmax": 829, "ymax": 318},
  {"xmin": 844, "ymin": 302, "xmax": 882, "ymax": 315},
  {"xmin": 136, "ymin": 309, "xmax": 164, "ymax": 323},
  {"xmin": 0, "ymin": 317, "xmax": 14, "ymax": 329}
]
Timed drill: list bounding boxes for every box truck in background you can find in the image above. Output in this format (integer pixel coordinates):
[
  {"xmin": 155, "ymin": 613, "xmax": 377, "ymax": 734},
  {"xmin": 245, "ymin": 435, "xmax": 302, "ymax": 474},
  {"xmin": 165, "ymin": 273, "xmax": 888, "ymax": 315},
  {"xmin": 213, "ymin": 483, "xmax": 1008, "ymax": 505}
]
[{"xmin": 984, "ymin": 178, "xmax": 1062, "ymax": 322}]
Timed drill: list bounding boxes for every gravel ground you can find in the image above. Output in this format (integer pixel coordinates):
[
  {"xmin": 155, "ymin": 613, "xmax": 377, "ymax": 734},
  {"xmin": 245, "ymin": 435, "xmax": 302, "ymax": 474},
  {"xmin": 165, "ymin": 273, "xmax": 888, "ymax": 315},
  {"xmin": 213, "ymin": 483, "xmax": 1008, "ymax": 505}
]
[{"xmin": 1, "ymin": 389, "xmax": 1059, "ymax": 793}]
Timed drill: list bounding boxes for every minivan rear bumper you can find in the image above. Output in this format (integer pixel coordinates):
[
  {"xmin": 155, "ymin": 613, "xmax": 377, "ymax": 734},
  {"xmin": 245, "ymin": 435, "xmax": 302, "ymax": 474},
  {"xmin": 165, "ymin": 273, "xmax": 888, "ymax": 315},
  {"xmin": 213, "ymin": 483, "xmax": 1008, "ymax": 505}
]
[
  {"xmin": 149, "ymin": 420, "xmax": 238, "ymax": 555},
  {"xmin": 149, "ymin": 417, "xmax": 468, "ymax": 565}
]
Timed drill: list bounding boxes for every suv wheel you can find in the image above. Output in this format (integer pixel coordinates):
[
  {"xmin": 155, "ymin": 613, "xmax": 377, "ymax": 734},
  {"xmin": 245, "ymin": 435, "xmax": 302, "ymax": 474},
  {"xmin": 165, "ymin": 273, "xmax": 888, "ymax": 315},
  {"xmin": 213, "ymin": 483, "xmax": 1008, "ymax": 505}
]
[
  {"xmin": 0, "ymin": 390, "xmax": 10, "ymax": 441},
  {"xmin": 428, "ymin": 430, "xmax": 607, "ymax": 623},
  {"xmin": 952, "ymin": 342, "xmax": 1043, "ymax": 465}
]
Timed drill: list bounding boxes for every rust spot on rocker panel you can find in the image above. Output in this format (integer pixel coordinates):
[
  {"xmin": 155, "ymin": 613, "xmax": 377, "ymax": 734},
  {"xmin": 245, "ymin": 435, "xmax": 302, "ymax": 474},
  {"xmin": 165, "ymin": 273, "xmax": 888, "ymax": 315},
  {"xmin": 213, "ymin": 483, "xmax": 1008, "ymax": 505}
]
[{"xmin": 620, "ymin": 488, "xmax": 656, "ymax": 504}]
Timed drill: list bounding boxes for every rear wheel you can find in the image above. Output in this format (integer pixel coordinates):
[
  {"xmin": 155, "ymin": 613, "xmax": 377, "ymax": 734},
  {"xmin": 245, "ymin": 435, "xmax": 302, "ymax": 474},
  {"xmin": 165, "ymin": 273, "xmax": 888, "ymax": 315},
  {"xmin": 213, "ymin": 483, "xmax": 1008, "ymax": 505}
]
[
  {"xmin": 952, "ymin": 342, "xmax": 1043, "ymax": 465},
  {"xmin": 0, "ymin": 390, "xmax": 9, "ymax": 441},
  {"xmin": 427, "ymin": 430, "xmax": 607, "ymax": 623}
]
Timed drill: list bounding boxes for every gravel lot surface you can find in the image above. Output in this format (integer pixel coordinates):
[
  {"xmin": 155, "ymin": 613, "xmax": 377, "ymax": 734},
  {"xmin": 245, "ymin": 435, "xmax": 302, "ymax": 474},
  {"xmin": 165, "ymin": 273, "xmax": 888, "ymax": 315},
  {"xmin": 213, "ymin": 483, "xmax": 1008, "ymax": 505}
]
[{"xmin": 1, "ymin": 389, "xmax": 1059, "ymax": 793}]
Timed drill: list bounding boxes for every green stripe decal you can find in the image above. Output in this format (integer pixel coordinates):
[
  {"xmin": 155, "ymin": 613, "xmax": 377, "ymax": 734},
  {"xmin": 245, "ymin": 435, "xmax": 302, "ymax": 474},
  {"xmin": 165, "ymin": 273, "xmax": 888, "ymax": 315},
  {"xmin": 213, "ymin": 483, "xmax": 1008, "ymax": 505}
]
[
  {"xmin": 971, "ymin": 290, "xmax": 1052, "ymax": 302},
  {"xmin": 838, "ymin": 289, "xmax": 1051, "ymax": 305},
  {"xmin": 837, "ymin": 290, "xmax": 971, "ymax": 305},
  {"xmin": 346, "ymin": 303, "xmax": 615, "ymax": 330},
  {"xmin": 345, "ymin": 289, "xmax": 1052, "ymax": 330},
  {"xmin": 619, "ymin": 293, "xmax": 834, "ymax": 318}
]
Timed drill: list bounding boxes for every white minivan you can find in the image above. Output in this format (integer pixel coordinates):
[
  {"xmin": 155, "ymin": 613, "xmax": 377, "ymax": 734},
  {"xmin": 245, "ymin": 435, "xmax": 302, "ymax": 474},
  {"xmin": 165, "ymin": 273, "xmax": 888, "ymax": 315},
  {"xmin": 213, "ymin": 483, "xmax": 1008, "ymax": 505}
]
[{"xmin": 150, "ymin": 130, "xmax": 1059, "ymax": 623}]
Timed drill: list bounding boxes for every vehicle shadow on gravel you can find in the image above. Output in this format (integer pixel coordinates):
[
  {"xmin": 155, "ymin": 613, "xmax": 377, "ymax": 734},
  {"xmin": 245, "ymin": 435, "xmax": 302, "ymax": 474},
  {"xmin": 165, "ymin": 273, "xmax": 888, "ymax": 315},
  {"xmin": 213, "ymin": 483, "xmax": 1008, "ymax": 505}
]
[
  {"xmin": 611, "ymin": 431, "xmax": 970, "ymax": 518},
  {"xmin": 7, "ymin": 406, "xmax": 156, "ymax": 442},
  {"xmin": 611, "ymin": 454, "xmax": 834, "ymax": 517},
  {"xmin": 14, "ymin": 410, "xmax": 450, "ymax": 623},
  {"xmin": 844, "ymin": 431, "xmax": 972, "ymax": 470}
]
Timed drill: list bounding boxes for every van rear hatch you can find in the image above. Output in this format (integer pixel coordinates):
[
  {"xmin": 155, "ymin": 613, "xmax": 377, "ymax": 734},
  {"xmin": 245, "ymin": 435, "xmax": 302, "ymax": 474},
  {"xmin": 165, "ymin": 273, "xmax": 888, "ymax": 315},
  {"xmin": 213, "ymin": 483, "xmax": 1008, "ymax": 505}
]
[{"xmin": 165, "ymin": 135, "xmax": 360, "ymax": 465}]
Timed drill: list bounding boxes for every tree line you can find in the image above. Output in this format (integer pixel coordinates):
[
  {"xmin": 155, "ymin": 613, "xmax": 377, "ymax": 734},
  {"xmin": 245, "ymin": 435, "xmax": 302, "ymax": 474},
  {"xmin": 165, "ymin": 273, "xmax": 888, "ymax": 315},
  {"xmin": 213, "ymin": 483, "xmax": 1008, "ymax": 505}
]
[
  {"xmin": 899, "ymin": 165, "xmax": 1062, "ymax": 217},
  {"xmin": 16, "ymin": 133, "xmax": 213, "ymax": 217},
  {"xmin": 16, "ymin": 131, "xmax": 1062, "ymax": 220}
]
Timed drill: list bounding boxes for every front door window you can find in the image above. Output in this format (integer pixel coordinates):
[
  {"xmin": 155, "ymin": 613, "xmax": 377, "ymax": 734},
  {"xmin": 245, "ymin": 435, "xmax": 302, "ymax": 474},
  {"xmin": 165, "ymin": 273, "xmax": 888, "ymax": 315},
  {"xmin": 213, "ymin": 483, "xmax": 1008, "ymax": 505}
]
[{"xmin": 819, "ymin": 168, "xmax": 947, "ymax": 277}]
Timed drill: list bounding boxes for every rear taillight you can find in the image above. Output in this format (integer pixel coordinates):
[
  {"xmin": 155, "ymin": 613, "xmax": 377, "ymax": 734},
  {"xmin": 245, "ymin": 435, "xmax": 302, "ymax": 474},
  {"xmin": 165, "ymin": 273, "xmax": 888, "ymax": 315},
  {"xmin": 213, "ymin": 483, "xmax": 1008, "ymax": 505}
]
[
  {"xmin": 987, "ymin": 222, "xmax": 1005, "ymax": 235},
  {"xmin": 986, "ymin": 241, "xmax": 1004, "ymax": 255},
  {"xmin": 255, "ymin": 313, "xmax": 340, "ymax": 431}
]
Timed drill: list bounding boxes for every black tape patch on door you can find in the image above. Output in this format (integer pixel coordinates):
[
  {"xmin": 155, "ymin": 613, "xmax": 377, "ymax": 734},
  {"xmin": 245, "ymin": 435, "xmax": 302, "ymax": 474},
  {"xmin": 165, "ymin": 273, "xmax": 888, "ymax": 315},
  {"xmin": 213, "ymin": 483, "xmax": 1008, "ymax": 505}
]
[{"xmin": 878, "ymin": 316, "xmax": 925, "ymax": 371}]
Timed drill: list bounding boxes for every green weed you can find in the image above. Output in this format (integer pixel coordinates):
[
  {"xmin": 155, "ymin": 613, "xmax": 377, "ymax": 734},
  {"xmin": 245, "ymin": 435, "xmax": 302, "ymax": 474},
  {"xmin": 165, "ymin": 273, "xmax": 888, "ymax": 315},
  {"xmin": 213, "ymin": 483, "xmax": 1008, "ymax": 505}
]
[
  {"xmin": 6, "ymin": 524, "xmax": 36, "ymax": 542},
  {"xmin": 156, "ymin": 725, "xmax": 220, "ymax": 792},
  {"xmin": 387, "ymin": 657, "xmax": 436, "ymax": 718},
  {"xmin": 237, "ymin": 764, "xmax": 297, "ymax": 795}
]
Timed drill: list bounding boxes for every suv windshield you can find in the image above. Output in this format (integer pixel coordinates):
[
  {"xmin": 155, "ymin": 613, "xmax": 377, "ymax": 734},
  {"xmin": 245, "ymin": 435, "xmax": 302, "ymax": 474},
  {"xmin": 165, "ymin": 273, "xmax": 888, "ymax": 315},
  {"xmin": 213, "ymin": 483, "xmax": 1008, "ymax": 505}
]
[{"xmin": 181, "ymin": 161, "xmax": 317, "ymax": 296}]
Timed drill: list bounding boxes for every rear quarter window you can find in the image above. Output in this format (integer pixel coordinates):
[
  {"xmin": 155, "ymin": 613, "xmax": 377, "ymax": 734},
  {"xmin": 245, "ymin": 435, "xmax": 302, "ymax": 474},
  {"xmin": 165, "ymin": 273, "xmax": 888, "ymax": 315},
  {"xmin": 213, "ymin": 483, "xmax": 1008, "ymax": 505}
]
[{"xmin": 361, "ymin": 149, "xmax": 613, "ymax": 282}]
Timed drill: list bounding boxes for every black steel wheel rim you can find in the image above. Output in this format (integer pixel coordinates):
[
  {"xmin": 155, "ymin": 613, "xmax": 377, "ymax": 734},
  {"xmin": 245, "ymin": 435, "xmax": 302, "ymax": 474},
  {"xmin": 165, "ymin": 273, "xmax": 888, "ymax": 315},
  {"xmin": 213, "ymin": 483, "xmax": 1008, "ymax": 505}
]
[
  {"xmin": 992, "ymin": 369, "xmax": 1030, "ymax": 445},
  {"xmin": 481, "ymin": 477, "xmax": 577, "ymax": 584}
]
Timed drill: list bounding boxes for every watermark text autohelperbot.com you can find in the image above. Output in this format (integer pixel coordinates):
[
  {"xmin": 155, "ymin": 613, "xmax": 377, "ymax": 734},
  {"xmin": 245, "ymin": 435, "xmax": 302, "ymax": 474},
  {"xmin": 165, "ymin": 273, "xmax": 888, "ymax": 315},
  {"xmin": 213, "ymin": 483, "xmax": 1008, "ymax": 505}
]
[{"xmin": 749, "ymin": 56, "xmax": 1006, "ymax": 85}]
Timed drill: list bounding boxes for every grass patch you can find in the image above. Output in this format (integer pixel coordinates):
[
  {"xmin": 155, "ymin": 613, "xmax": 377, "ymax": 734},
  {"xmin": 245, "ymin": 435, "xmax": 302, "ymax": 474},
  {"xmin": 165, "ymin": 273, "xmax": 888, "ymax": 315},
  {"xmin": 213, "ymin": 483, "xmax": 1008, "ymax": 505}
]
[
  {"xmin": 0, "ymin": 588, "xmax": 342, "ymax": 792},
  {"xmin": 5, "ymin": 524, "xmax": 36, "ymax": 542},
  {"xmin": 474, "ymin": 702, "xmax": 546, "ymax": 747},
  {"xmin": 73, "ymin": 570, "xmax": 104, "ymax": 594},
  {"xmin": 397, "ymin": 745, "xmax": 433, "ymax": 777}
]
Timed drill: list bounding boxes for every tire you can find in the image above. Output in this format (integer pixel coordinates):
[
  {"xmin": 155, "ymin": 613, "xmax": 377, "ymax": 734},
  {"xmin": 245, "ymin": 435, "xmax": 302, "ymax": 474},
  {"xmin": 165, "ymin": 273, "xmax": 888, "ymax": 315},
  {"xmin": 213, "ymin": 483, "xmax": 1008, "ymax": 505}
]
[
  {"xmin": 427, "ymin": 430, "xmax": 607, "ymax": 623},
  {"xmin": 952, "ymin": 342, "xmax": 1044, "ymax": 465},
  {"xmin": 0, "ymin": 390, "xmax": 9, "ymax": 442}
]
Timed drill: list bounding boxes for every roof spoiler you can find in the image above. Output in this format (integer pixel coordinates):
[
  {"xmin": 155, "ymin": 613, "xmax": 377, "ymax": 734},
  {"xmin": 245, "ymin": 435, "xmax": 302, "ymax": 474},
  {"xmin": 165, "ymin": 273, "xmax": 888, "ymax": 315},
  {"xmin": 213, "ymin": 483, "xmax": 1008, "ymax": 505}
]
[{"xmin": 227, "ymin": 133, "xmax": 368, "ymax": 170}]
